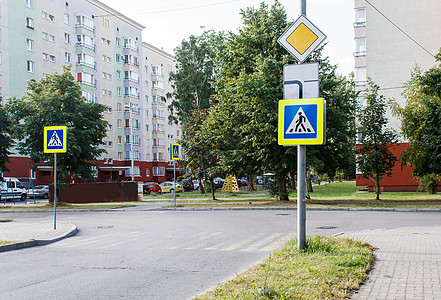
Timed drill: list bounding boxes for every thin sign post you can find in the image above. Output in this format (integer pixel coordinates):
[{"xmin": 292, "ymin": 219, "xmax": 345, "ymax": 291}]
[
  {"xmin": 277, "ymin": 1, "xmax": 326, "ymax": 250},
  {"xmin": 44, "ymin": 126, "xmax": 67, "ymax": 230},
  {"xmin": 171, "ymin": 143, "xmax": 180, "ymax": 207}
]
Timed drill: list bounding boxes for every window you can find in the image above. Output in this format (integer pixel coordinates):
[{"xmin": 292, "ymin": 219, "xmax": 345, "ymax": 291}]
[
  {"xmin": 116, "ymin": 70, "xmax": 121, "ymax": 79},
  {"xmin": 65, "ymin": 52, "xmax": 71, "ymax": 63},
  {"xmin": 108, "ymin": 141, "xmax": 113, "ymax": 148},
  {"xmin": 77, "ymin": 53, "xmax": 95, "ymax": 67},
  {"xmin": 116, "ymin": 54, "xmax": 120, "ymax": 63},
  {"xmin": 49, "ymin": 35, "xmax": 55, "ymax": 42},
  {"xmin": 355, "ymin": 67, "xmax": 367, "ymax": 86},
  {"xmin": 146, "ymin": 154, "xmax": 150, "ymax": 161},
  {"xmin": 76, "ymin": 34, "xmax": 94, "ymax": 49},
  {"xmin": 125, "ymin": 135, "xmax": 131, "ymax": 144},
  {"xmin": 145, "ymin": 139, "xmax": 150, "ymax": 147},
  {"xmin": 133, "ymin": 135, "xmax": 140, "ymax": 145},
  {"xmin": 77, "ymin": 72, "xmax": 94, "ymax": 86},
  {"xmin": 107, "ymin": 73, "xmax": 112, "ymax": 80},
  {"xmin": 117, "ymin": 119, "xmax": 122, "ymax": 128},
  {"xmin": 25, "ymin": 0, "xmax": 32, "ymax": 8},
  {"xmin": 355, "ymin": 37, "xmax": 366, "ymax": 56},
  {"xmin": 153, "ymin": 166, "xmax": 165, "ymax": 176},
  {"xmin": 49, "ymin": 55, "xmax": 56, "ymax": 62},
  {"xmin": 145, "ymin": 125, "xmax": 149, "ymax": 132},
  {"xmin": 355, "ymin": 8, "xmax": 366, "ymax": 27},
  {"xmin": 42, "ymin": 32, "xmax": 48, "ymax": 40},
  {"xmin": 151, "ymin": 65, "xmax": 164, "ymax": 76},
  {"xmin": 41, "ymin": 11, "xmax": 48, "ymax": 19},
  {"xmin": 102, "ymin": 89, "xmax": 107, "ymax": 96},
  {"xmin": 48, "ymin": 14, "xmax": 55, "ymax": 22},
  {"xmin": 117, "ymin": 87, "xmax": 121, "ymax": 96},
  {"xmin": 125, "ymin": 119, "xmax": 130, "ymax": 128},
  {"xmin": 42, "ymin": 53, "xmax": 49, "ymax": 60},
  {"xmin": 145, "ymin": 95, "xmax": 148, "ymax": 103},
  {"xmin": 117, "ymin": 103, "xmax": 122, "ymax": 112},
  {"xmin": 27, "ymin": 60, "xmax": 35, "ymax": 73},
  {"xmin": 26, "ymin": 38, "xmax": 34, "ymax": 51},
  {"xmin": 116, "ymin": 38, "xmax": 120, "ymax": 47},
  {"xmin": 117, "ymin": 135, "xmax": 122, "ymax": 144},
  {"xmin": 123, "ymin": 38, "xmax": 137, "ymax": 50},
  {"xmin": 26, "ymin": 17, "xmax": 34, "ymax": 29},
  {"xmin": 152, "ymin": 81, "xmax": 164, "ymax": 90},
  {"xmin": 82, "ymin": 91, "xmax": 96, "ymax": 103},
  {"xmin": 145, "ymin": 110, "xmax": 149, "ymax": 118},
  {"xmin": 107, "ymin": 124, "xmax": 113, "ymax": 130},
  {"xmin": 76, "ymin": 15, "xmax": 94, "ymax": 31},
  {"xmin": 64, "ymin": 13, "xmax": 70, "ymax": 25},
  {"xmin": 126, "ymin": 166, "xmax": 141, "ymax": 176},
  {"xmin": 64, "ymin": 33, "xmax": 70, "ymax": 44},
  {"xmin": 146, "ymin": 168, "xmax": 150, "ymax": 177},
  {"xmin": 118, "ymin": 152, "xmax": 122, "ymax": 160}
]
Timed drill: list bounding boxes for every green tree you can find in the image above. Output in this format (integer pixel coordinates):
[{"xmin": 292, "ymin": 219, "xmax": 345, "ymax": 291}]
[
  {"xmin": 0, "ymin": 97, "xmax": 12, "ymax": 179},
  {"xmin": 180, "ymin": 109, "xmax": 220, "ymax": 199},
  {"xmin": 205, "ymin": 2, "xmax": 358, "ymax": 199},
  {"xmin": 6, "ymin": 66, "xmax": 108, "ymax": 189},
  {"xmin": 357, "ymin": 80, "xmax": 397, "ymax": 200},
  {"xmin": 168, "ymin": 31, "xmax": 224, "ymax": 125},
  {"xmin": 392, "ymin": 63, "xmax": 441, "ymax": 193}
]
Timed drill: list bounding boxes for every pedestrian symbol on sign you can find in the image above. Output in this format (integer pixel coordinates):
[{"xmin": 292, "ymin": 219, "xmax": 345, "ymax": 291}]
[
  {"xmin": 48, "ymin": 131, "xmax": 63, "ymax": 147},
  {"xmin": 286, "ymin": 107, "xmax": 315, "ymax": 134}
]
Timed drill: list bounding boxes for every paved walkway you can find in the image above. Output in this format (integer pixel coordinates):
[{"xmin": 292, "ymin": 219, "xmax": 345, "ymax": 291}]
[
  {"xmin": 345, "ymin": 226, "xmax": 441, "ymax": 300},
  {"xmin": 0, "ymin": 220, "xmax": 77, "ymax": 252}
]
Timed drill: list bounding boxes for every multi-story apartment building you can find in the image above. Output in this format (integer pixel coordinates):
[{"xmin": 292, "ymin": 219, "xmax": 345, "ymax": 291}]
[
  {"xmin": 0, "ymin": 0, "xmax": 180, "ymax": 185},
  {"xmin": 354, "ymin": 0, "xmax": 441, "ymax": 191}
]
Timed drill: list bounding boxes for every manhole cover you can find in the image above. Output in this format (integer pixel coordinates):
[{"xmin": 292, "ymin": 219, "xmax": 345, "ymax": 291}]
[
  {"xmin": 316, "ymin": 226, "xmax": 337, "ymax": 230},
  {"xmin": 96, "ymin": 225, "xmax": 114, "ymax": 229}
]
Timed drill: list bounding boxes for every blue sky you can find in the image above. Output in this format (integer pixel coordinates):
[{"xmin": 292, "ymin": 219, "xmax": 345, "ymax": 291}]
[{"xmin": 101, "ymin": 0, "xmax": 354, "ymax": 75}]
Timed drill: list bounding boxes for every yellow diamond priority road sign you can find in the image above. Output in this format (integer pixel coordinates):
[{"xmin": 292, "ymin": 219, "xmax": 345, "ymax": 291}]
[{"xmin": 278, "ymin": 15, "xmax": 326, "ymax": 63}]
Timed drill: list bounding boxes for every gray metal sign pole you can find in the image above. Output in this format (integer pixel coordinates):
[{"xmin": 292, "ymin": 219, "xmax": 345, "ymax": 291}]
[
  {"xmin": 173, "ymin": 161, "xmax": 176, "ymax": 208},
  {"xmin": 54, "ymin": 153, "xmax": 57, "ymax": 230},
  {"xmin": 298, "ymin": 0, "xmax": 307, "ymax": 250}
]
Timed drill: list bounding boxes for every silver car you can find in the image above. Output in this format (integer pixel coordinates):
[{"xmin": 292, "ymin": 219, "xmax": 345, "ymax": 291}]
[{"xmin": 27, "ymin": 185, "xmax": 49, "ymax": 199}]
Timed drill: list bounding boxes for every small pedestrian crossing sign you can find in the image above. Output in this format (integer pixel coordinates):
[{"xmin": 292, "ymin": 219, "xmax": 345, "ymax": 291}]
[
  {"xmin": 278, "ymin": 98, "xmax": 325, "ymax": 145},
  {"xmin": 44, "ymin": 126, "xmax": 67, "ymax": 153},
  {"xmin": 171, "ymin": 143, "xmax": 180, "ymax": 160}
]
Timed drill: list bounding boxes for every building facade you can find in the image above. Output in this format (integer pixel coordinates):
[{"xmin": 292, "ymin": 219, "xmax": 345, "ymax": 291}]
[
  {"xmin": 354, "ymin": 0, "xmax": 441, "ymax": 190},
  {"xmin": 0, "ymin": 0, "xmax": 180, "ymax": 186}
]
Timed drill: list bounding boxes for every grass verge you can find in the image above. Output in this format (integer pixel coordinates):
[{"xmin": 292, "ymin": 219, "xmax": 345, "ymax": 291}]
[
  {"xmin": 195, "ymin": 236, "xmax": 374, "ymax": 300},
  {"xmin": 0, "ymin": 240, "xmax": 21, "ymax": 246}
]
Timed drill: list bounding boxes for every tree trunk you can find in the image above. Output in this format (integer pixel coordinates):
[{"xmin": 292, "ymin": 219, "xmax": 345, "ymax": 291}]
[
  {"xmin": 306, "ymin": 171, "xmax": 313, "ymax": 193},
  {"xmin": 277, "ymin": 171, "xmax": 289, "ymax": 201},
  {"xmin": 289, "ymin": 172, "xmax": 296, "ymax": 191},
  {"xmin": 247, "ymin": 175, "xmax": 254, "ymax": 191},
  {"xmin": 198, "ymin": 178, "xmax": 205, "ymax": 194},
  {"xmin": 209, "ymin": 177, "xmax": 216, "ymax": 200},
  {"xmin": 375, "ymin": 176, "xmax": 380, "ymax": 200}
]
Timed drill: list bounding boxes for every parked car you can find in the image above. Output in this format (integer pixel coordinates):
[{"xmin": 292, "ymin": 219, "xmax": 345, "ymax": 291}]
[
  {"xmin": 213, "ymin": 177, "xmax": 224, "ymax": 189},
  {"xmin": 192, "ymin": 179, "xmax": 199, "ymax": 190},
  {"xmin": 159, "ymin": 181, "xmax": 184, "ymax": 193},
  {"xmin": 1, "ymin": 177, "xmax": 27, "ymax": 201},
  {"xmin": 178, "ymin": 181, "xmax": 193, "ymax": 192},
  {"xmin": 27, "ymin": 185, "xmax": 49, "ymax": 199},
  {"xmin": 143, "ymin": 182, "xmax": 161, "ymax": 194}
]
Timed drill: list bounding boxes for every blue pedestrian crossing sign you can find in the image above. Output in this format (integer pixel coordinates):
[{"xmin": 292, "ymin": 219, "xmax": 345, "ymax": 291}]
[
  {"xmin": 44, "ymin": 126, "xmax": 67, "ymax": 153},
  {"xmin": 171, "ymin": 143, "xmax": 181, "ymax": 160},
  {"xmin": 278, "ymin": 98, "xmax": 326, "ymax": 146}
]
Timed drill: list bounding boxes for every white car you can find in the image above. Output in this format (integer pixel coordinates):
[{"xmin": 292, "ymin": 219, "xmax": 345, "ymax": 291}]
[
  {"xmin": 1, "ymin": 177, "xmax": 27, "ymax": 201},
  {"xmin": 27, "ymin": 185, "xmax": 50, "ymax": 199}
]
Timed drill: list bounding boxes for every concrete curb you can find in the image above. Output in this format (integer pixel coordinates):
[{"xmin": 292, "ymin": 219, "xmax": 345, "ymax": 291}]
[
  {"xmin": 151, "ymin": 207, "xmax": 441, "ymax": 212},
  {"xmin": 0, "ymin": 223, "xmax": 78, "ymax": 253}
]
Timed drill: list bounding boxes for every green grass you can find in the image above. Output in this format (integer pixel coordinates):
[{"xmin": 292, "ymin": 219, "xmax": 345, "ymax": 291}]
[
  {"xmin": 0, "ymin": 240, "xmax": 21, "ymax": 246},
  {"xmin": 194, "ymin": 236, "xmax": 374, "ymax": 299}
]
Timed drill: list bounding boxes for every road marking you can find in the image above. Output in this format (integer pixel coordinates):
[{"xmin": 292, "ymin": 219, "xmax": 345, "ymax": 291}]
[
  {"xmin": 259, "ymin": 234, "xmax": 292, "ymax": 252},
  {"xmin": 221, "ymin": 233, "xmax": 265, "ymax": 251},
  {"xmin": 240, "ymin": 233, "xmax": 286, "ymax": 252}
]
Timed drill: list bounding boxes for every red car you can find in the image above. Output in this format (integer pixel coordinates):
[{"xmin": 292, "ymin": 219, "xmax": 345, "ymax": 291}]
[{"xmin": 143, "ymin": 182, "xmax": 161, "ymax": 194}]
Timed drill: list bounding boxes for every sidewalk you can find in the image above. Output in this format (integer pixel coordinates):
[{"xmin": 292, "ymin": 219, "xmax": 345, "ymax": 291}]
[
  {"xmin": 344, "ymin": 226, "xmax": 441, "ymax": 300},
  {"xmin": 0, "ymin": 220, "xmax": 77, "ymax": 252}
]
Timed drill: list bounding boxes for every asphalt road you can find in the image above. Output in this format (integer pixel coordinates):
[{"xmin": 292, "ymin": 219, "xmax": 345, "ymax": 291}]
[{"xmin": 1, "ymin": 209, "xmax": 440, "ymax": 299}]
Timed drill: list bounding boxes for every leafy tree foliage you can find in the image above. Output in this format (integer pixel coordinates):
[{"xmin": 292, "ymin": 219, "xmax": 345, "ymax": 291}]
[
  {"xmin": 0, "ymin": 97, "xmax": 12, "ymax": 179},
  {"xmin": 168, "ymin": 31, "xmax": 224, "ymax": 125},
  {"xmin": 357, "ymin": 80, "xmax": 397, "ymax": 200},
  {"xmin": 6, "ymin": 66, "xmax": 108, "ymax": 187},
  {"xmin": 392, "ymin": 62, "xmax": 441, "ymax": 193}
]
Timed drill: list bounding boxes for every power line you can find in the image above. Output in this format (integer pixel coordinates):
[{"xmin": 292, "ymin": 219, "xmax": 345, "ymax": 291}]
[
  {"xmin": 365, "ymin": 0, "xmax": 435, "ymax": 59},
  {"xmin": 131, "ymin": 0, "xmax": 241, "ymax": 15}
]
